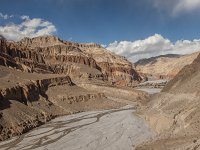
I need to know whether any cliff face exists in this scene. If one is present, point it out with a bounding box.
[135,53,199,80]
[0,39,49,73]
[11,35,141,86]
[79,44,141,85]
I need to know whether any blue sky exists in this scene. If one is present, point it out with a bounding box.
[1,0,200,44]
[1,0,200,61]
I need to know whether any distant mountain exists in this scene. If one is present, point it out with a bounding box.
[135,54,181,66]
[134,52,199,79]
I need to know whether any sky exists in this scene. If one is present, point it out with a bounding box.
[1,0,200,62]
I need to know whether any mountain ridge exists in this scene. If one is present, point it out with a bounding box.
[0,35,141,86]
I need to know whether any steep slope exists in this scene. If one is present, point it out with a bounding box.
[0,36,141,86]
[136,53,200,149]
[162,53,200,93]
[135,52,199,79]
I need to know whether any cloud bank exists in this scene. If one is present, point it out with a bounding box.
[0,13,57,41]
[107,34,200,62]
[0,13,13,19]
[150,0,200,16]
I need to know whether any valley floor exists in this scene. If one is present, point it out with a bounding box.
[0,105,154,150]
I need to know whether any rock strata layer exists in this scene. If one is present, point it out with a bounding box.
[0,36,141,86]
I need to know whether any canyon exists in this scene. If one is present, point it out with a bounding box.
[0,35,149,148]
[1,35,200,150]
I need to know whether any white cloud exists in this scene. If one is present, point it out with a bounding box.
[0,15,57,41]
[150,0,200,16]
[174,0,200,14]
[20,15,30,20]
[107,34,200,62]
[0,13,13,19]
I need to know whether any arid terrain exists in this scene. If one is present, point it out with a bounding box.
[1,34,200,150]
[135,53,200,150]
[135,52,199,80]
[1,0,200,149]
[0,35,152,150]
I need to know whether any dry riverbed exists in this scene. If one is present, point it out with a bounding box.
[135,79,168,94]
[0,105,154,150]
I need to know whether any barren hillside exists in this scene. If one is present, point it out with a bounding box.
[135,52,199,79]
[136,53,200,149]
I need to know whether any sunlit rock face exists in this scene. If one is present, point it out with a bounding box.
[0,35,141,86]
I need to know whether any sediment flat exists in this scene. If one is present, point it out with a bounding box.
[0,105,154,150]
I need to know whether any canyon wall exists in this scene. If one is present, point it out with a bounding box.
[17,36,141,86]
[0,36,141,86]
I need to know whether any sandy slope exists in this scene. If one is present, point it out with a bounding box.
[136,53,200,150]
[0,106,154,150]
[135,52,199,79]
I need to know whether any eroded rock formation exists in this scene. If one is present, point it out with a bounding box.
[0,35,140,86]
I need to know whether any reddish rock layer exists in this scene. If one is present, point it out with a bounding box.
[0,36,141,86]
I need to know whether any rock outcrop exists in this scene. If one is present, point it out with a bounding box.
[135,53,199,80]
